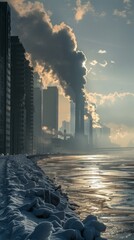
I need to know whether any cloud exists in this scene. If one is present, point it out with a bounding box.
[85,91,134,146]
[113,1,132,25]
[98,49,107,54]
[8,0,49,18]
[75,0,94,21]
[113,9,127,18]
[83,89,101,127]
[126,19,131,24]
[99,60,108,68]
[99,11,106,17]
[90,92,134,127]
[123,0,130,3]
[109,124,128,146]
[108,123,134,147]
[8,0,87,102]
[84,90,134,146]
[123,0,131,5]
[34,61,58,87]
[90,60,98,66]
[84,91,134,106]
[86,103,100,127]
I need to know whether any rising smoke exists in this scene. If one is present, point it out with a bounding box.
[9,0,87,102]
[6,0,102,129]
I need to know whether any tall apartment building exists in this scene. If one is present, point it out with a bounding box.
[11,36,34,154]
[43,87,58,132]
[25,60,34,153]
[0,2,11,154]
[33,87,42,153]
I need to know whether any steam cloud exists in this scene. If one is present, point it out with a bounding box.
[8,0,87,102]
[85,91,134,106]
[7,0,100,127]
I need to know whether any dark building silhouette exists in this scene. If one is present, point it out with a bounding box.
[43,87,58,132]
[11,36,34,154]
[11,36,25,154]
[33,87,42,153]
[25,60,34,153]
[70,101,75,136]
[0,2,11,154]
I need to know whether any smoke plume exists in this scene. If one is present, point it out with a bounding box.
[8,0,87,102]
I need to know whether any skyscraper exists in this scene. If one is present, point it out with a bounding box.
[0,2,11,154]
[43,87,58,132]
[25,60,34,153]
[11,36,34,154]
[10,36,25,154]
[33,87,42,153]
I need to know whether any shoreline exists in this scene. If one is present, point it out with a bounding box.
[0,154,107,239]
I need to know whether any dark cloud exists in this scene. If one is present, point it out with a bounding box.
[10,2,86,101]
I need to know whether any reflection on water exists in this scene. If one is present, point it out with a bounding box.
[38,149,134,240]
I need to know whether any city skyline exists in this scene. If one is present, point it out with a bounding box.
[1,0,134,147]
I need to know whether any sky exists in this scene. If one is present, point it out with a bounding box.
[4,0,134,147]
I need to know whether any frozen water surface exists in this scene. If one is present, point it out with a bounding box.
[0,155,106,240]
[38,148,134,240]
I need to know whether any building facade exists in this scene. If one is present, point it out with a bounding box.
[0,2,11,154]
[25,60,34,153]
[43,86,58,132]
[11,36,34,154]
[33,87,42,153]
[70,101,75,136]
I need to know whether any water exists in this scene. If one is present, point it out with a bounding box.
[38,148,134,239]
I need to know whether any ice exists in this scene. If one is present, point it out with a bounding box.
[64,217,84,231]
[0,154,107,239]
[28,222,53,240]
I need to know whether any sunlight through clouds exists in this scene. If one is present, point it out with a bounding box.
[85,92,134,106]
[6,0,134,147]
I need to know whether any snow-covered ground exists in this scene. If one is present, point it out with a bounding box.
[0,155,107,240]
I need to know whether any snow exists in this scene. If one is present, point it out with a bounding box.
[0,154,107,240]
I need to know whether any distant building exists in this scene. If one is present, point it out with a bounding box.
[33,87,42,153]
[70,101,75,136]
[84,114,93,147]
[43,87,58,133]
[60,120,70,134]
[0,2,11,154]
[11,36,34,154]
